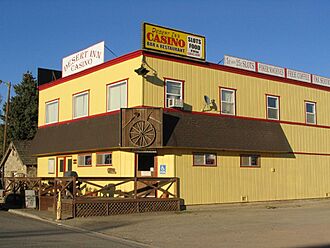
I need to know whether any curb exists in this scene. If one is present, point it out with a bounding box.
[8,209,51,222]
[8,209,153,248]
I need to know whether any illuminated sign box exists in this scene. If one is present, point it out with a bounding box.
[143,23,206,61]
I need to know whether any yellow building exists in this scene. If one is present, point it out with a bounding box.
[32,47,330,205]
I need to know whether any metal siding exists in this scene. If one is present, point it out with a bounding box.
[38,56,143,126]
[144,57,330,126]
[175,151,330,205]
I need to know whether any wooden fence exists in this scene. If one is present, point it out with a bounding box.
[3,176,181,218]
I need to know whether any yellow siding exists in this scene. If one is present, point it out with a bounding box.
[175,150,330,205]
[37,151,135,178]
[144,56,330,126]
[38,56,143,126]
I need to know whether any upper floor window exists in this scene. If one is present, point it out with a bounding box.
[220,88,236,115]
[305,101,316,124]
[73,91,89,119]
[266,95,279,120]
[107,80,127,111]
[165,79,183,108]
[45,99,59,124]
[240,155,260,167]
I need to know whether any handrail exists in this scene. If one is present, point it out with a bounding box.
[3,176,180,200]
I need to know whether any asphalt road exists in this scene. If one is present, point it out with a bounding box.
[0,211,148,248]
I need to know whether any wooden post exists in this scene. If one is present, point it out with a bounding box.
[72,177,76,218]
[38,179,41,211]
[134,177,137,199]
[56,191,62,220]
[175,177,180,198]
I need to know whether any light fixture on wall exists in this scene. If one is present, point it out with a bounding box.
[134,64,150,76]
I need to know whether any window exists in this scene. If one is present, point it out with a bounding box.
[78,154,92,166]
[266,95,279,120]
[240,155,260,167]
[96,153,112,166]
[48,158,55,174]
[193,153,217,166]
[220,88,236,115]
[45,100,59,124]
[305,101,316,124]
[107,80,127,111]
[165,79,183,107]
[73,91,89,118]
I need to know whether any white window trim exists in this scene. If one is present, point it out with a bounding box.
[45,99,59,124]
[240,155,260,167]
[107,80,128,112]
[73,91,89,119]
[193,153,217,166]
[78,154,92,166]
[305,101,316,124]
[96,152,112,166]
[48,158,55,174]
[220,88,236,115]
[165,79,183,108]
[266,95,279,120]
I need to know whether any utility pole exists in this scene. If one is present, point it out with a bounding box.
[0,80,11,188]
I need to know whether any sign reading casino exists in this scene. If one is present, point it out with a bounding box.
[143,23,206,61]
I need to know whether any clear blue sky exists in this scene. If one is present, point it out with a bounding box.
[0,0,329,100]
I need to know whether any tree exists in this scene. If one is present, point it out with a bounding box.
[2,72,38,144]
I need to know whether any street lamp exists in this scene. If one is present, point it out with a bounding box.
[0,80,11,188]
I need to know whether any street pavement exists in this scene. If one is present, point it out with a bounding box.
[3,199,330,248]
[0,210,148,248]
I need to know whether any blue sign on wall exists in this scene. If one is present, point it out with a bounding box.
[160,164,166,175]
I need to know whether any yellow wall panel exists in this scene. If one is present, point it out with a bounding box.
[38,56,143,126]
[144,57,330,126]
[37,151,135,178]
[174,150,330,205]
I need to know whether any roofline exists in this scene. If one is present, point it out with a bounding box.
[38,49,330,93]
[143,51,330,92]
[38,50,143,91]
[0,141,14,168]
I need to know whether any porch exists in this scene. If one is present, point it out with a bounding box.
[2,176,182,219]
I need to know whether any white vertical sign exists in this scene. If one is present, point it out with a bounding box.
[62,41,105,77]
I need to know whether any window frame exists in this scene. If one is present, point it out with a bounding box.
[45,99,59,124]
[106,79,128,112]
[266,94,280,120]
[240,154,260,168]
[220,87,237,116]
[72,90,90,119]
[193,153,217,167]
[305,101,317,125]
[48,158,55,174]
[77,153,92,167]
[96,152,112,166]
[164,78,184,108]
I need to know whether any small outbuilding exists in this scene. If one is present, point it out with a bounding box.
[0,141,37,177]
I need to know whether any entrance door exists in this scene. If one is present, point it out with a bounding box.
[135,153,157,197]
[57,157,72,177]
[136,153,156,177]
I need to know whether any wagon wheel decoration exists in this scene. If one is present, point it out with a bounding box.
[129,120,156,147]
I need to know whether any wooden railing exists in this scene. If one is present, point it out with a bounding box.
[3,176,180,200]
[3,176,181,217]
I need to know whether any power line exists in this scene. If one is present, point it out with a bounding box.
[105,45,118,58]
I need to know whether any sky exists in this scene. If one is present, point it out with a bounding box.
[0,0,330,100]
